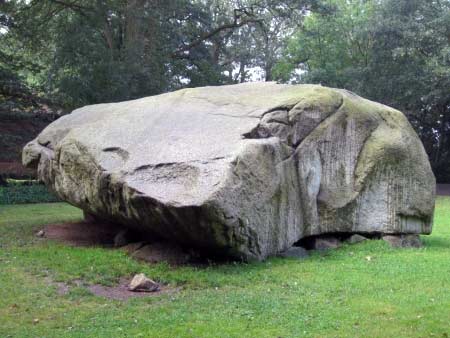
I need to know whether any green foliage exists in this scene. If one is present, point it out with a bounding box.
[1,0,449,181]
[1,0,322,109]
[0,181,60,205]
[274,0,376,87]
[275,0,450,182]
[0,199,450,336]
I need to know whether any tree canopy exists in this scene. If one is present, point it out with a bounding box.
[1,0,449,181]
[274,0,450,182]
[1,0,323,107]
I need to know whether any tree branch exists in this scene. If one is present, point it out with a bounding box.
[47,0,93,12]
[45,0,94,18]
[171,11,262,59]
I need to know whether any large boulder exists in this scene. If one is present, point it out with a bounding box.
[23,83,435,260]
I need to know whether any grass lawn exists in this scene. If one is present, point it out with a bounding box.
[0,199,449,338]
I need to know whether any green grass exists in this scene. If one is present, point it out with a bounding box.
[0,199,449,337]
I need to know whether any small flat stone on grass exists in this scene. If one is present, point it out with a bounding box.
[128,273,159,292]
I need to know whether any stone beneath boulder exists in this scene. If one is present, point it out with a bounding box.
[131,242,190,265]
[23,83,435,261]
[113,230,130,247]
[346,234,368,245]
[383,234,422,248]
[128,273,159,292]
[278,246,309,259]
[311,237,342,250]
[122,242,146,255]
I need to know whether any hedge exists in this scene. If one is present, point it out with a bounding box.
[0,183,61,204]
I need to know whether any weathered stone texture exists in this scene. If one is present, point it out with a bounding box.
[23,83,435,260]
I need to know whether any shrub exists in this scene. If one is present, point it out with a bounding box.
[0,181,60,204]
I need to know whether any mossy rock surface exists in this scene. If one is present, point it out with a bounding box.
[23,83,435,260]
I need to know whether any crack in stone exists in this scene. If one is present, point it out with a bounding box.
[102,146,130,161]
[244,94,346,162]
[131,156,229,174]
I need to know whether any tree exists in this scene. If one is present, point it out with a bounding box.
[1,0,322,107]
[170,0,328,85]
[274,0,450,182]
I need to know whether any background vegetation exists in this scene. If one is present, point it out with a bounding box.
[0,179,60,204]
[1,0,449,181]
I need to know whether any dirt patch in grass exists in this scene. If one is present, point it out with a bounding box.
[44,277,71,296]
[46,276,180,301]
[87,278,181,301]
[42,221,125,247]
[41,221,195,265]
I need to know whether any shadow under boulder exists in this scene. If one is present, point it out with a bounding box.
[41,221,193,265]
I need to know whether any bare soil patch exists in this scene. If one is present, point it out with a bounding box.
[41,222,195,265]
[44,277,71,296]
[43,221,125,247]
[87,278,180,301]
[46,276,179,301]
